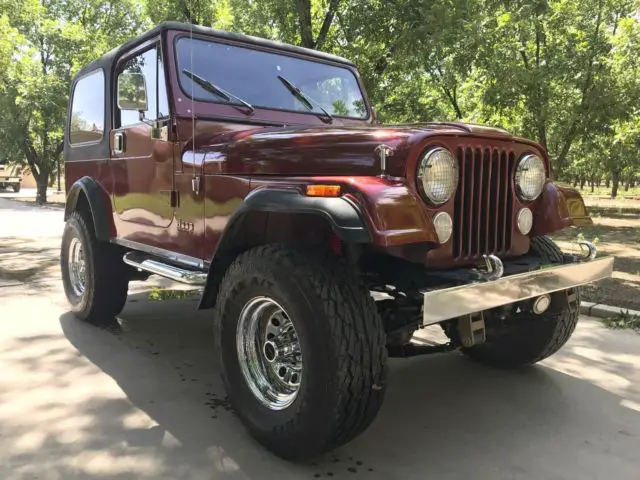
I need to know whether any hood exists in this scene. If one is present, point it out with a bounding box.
[190,122,517,176]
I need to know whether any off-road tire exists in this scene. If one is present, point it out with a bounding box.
[213,245,388,461]
[60,212,129,323]
[461,236,580,368]
[12,183,20,193]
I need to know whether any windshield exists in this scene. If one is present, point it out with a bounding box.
[175,37,368,119]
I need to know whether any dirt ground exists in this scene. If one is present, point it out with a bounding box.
[553,195,640,311]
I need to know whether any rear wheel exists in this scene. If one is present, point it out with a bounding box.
[60,212,129,323]
[213,245,388,461]
[460,236,580,368]
[12,183,20,193]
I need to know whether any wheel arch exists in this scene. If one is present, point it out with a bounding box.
[64,176,115,241]
[198,187,372,310]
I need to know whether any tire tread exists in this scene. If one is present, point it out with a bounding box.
[213,245,387,458]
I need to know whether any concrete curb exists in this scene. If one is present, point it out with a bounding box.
[580,301,640,319]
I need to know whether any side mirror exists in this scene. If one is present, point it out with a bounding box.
[117,72,148,111]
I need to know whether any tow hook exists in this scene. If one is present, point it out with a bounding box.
[474,254,504,282]
[578,241,597,260]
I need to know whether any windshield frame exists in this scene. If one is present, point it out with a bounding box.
[171,33,371,122]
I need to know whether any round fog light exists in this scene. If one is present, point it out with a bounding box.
[433,212,453,244]
[517,208,533,235]
[533,294,551,314]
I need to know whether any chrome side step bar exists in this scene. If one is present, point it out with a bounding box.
[123,251,207,286]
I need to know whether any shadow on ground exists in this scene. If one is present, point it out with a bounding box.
[0,236,60,287]
[29,294,640,478]
[1,291,639,479]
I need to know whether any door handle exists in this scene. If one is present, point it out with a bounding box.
[113,132,125,155]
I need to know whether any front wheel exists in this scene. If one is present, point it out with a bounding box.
[213,245,388,461]
[460,236,580,368]
[12,183,20,193]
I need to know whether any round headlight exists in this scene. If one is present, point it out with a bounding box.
[515,154,546,201]
[417,147,459,205]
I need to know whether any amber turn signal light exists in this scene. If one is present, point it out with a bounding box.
[305,185,341,197]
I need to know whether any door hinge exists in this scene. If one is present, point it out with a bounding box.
[191,176,201,195]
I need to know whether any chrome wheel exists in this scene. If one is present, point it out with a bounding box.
[236,296,303,410]
[68,237,86,297]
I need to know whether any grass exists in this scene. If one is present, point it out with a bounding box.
[576,185,640,199]
[551,195,640,311]
[602,310,640,333]
[148,287,201,301]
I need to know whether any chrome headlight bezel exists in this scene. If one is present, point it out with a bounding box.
[515,154,546,202]
[417,147,459,205]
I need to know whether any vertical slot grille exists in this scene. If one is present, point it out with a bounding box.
[453,146,515,259]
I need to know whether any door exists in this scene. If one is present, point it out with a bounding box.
[111,43,174,240]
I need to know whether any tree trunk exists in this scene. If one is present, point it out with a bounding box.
[611,171,620,199]
[580,177,586,189]
[36,181,48,204]
[606,179,610,188]
[590,180,595,193]
[30,166,50,205]
[294,0,314,49]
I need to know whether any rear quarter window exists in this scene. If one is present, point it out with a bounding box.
[69,69,105,145]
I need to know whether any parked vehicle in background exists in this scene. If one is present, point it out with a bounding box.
[0,159,22,192]
[60,22,614,461]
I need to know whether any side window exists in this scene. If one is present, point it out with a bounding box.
[116,46,168,128]
[69,70,105,144]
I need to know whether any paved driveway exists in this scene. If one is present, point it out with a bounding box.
[1,197,639,479]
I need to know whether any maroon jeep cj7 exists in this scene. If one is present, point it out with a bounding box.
[61,22,613,460]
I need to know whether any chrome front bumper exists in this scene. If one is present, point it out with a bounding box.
[422,256,614,325]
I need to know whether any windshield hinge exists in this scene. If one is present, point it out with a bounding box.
[191,175,201,195]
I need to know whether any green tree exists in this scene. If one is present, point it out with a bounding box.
[0,0,147,203]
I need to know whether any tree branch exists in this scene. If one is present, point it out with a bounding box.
[520,50,529,69]
[555,0,605,169]
[315,0,341,50]
[435,65,463,119]
[179,0,195,24]
[535,21,541,68]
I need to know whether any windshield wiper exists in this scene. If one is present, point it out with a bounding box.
[182,69,254,115]
[277,75,333,123]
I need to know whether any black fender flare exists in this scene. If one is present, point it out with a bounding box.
[64,176,114,241]
[198,187,371,309]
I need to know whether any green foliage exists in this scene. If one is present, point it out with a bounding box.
[0,0,148,203]
[148,287,201,301]
[0,0,638,203]
[602,310,640,332]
